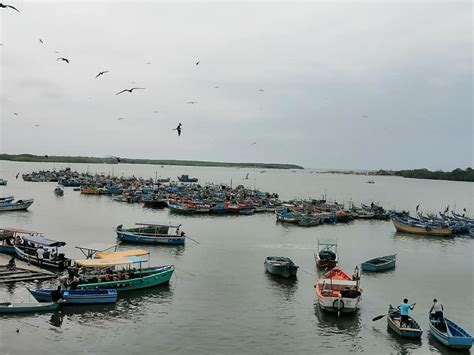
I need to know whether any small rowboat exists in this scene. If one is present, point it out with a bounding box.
[387,307,423,338]
[429,315,473,349]
[314,239,338,269]
[361,254,396,272]
[264,257,298,278]
[28,289,118,304]
[0,301,59,313]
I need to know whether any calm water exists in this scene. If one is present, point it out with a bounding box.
[0,161,472,355]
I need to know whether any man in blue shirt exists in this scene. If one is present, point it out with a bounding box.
[398,298,416,327]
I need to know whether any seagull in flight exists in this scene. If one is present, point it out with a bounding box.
[195,61,200,66]
[115,87,145,95]
[95,71,109,78]
[187,101,197,104]
[250,141,256,145]
[34,124,40,127]
[57,57,70,63]
[117,117,125,120]
[362,115,369,119]
[107,156,121,163]
[214,86,220,89]
[0,3,20,12]
[258,89,264,92]
[13,112,18,116]
[39,38,44,44]
[244,173,249,180]
[172,123,182,136]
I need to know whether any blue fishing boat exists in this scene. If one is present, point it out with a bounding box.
[0,301,59,313]
[429,315,473,349]
[167,200,196,214]
[28,288,118,304]
[387,307,423,338]
[264,256,298,278]
[361,254,396,272]
[210,203,228,214]
[116,223,186,245]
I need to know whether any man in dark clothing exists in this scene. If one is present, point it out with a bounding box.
[51,286,64,303]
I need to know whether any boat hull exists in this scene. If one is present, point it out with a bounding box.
[77,266,174,292]
[387,312,423,338]
[264,258,298,278]
[0,302,59,313]
[116,231,185,245]
[392,218,452,236]
[0,200,34,212]
[14,246,71,269]
[29,289,117,304]
[361,255,396,272]
[429,317,473,349]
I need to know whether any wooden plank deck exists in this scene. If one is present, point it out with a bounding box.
[0,254,57,283]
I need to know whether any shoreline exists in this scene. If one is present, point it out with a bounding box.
[0,154,304,170]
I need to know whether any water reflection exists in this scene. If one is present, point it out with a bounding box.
[386,326,422,353]
[264,272,298,301]
[393,232,456,246]
[49,311,64,328]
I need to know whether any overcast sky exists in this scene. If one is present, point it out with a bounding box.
[0,1,472,170]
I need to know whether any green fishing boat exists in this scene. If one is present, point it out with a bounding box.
[73,249,174,292]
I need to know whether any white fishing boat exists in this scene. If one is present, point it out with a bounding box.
[0,198,34,212]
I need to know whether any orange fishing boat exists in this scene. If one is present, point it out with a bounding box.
[314,266,362,315]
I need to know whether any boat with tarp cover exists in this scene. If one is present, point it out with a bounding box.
[116,223,186,245]
[14,235,72,269]
[74,249,174,292]
[315,238,338,269]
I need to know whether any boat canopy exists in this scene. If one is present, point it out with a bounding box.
[95,249,150,259]
[135,223,182,228]
[22,235,65,247]
[74,255,147,267]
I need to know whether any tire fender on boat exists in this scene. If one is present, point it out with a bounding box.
[333,299,344,310]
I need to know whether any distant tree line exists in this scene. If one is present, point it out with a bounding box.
[0,154,304,170]
[376,168,474,182]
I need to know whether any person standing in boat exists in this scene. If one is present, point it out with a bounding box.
[51,286,64,303]
[66,271,80,290]
[398,299,416,327]
[36,247,45,265]
[429,299,444,322]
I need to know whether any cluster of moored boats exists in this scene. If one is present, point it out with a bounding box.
[0,226,176,312]
[263,238,472,349]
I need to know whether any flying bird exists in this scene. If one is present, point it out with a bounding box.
[244,173,249,180]
[195,61,200,66]
[16,172,19,179]
[117,117,125,120]
[13,112,18,116]
[54,51,59,53]
[172,123,182,136]
[250,142,256,145]
[0,3,20,12]
[57,57,70,63]
[107,156,121,163]
[34,124,40,127]
[146,62,151,65]
[214,86,220,89]
[115,87,145,95]
[95,70,109,78]
[258,89,264,92]
[39,38,43,44]
[187,101,197,104]
[362,115,369,119]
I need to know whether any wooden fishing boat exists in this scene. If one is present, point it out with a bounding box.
[0,179,7,186]
[0,196,14,203]
[361,254,396,272]
[143,198,168,209]
[298,215,321,227]
[14,235,72,269]
[0,198,34,212]
[0,228,43,255]
[264,257,298,278]
[80,186,101,195]
[74,250,174,292]
[116,223,186,245]
[387,307,423,338]
[167,200,196,214]
[314,239,338,269]
[0,301,59,313]
[392,217,452,236]
[210,203,228,214]
[429,315,473,349]
[28,288,118,304]
[177,175,198,183]
[54,186,64,196]
[275,210,301,223]
[314,266,362,314]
